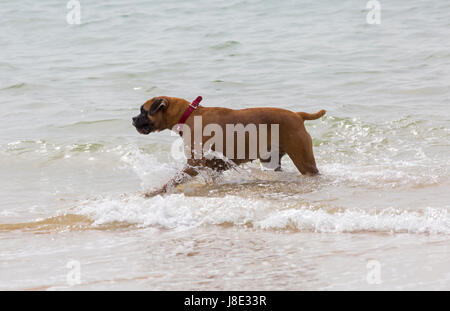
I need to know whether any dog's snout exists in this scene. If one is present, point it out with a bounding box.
[132,115,147,127]
[132,112,154,135]
[132,116,138,126]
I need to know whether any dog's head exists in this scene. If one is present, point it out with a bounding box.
[132,96,188,135]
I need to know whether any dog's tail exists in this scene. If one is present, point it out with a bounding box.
[297,110,326,121]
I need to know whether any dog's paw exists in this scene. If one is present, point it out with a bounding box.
[143,187,166,198]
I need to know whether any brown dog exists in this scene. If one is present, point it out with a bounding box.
[132,96,325,195]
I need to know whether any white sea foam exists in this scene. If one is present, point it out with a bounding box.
[74,193,450,234]
[120,144,184,189]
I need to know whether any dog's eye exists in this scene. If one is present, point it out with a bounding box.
[140,106,146,115]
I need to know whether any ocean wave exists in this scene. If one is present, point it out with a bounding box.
[0,82,26,90]
[75,194,450,234]
[3,194,448,234]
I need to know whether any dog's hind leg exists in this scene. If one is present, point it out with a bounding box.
[284,131,319,176]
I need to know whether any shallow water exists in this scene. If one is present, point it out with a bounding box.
[0,0,449,290]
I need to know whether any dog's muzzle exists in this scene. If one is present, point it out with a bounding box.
[132,115,154,135]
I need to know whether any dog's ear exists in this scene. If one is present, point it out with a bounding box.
[149,98,168,115]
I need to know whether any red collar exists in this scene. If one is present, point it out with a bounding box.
[177,96,202,124]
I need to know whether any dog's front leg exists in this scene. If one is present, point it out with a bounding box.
[144,160,200,197]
